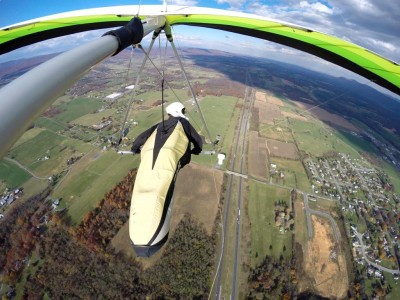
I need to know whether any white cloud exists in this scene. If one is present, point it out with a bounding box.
[299,1,333,14]
[216,0,246,9]
[168,0,198,6]
[241,1,400,64]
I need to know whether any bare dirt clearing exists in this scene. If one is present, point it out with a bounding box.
[266,139,299,160]
[300,215,349,299]
[111,163,223,266]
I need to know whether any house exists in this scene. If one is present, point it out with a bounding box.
[52,199,60,210]
[106,92,122,100]
[374,270,382,278]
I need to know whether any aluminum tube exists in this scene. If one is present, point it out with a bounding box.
[0,17,165,159]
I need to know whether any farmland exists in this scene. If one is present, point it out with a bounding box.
[1,48,400,300]
[248,182,292,267]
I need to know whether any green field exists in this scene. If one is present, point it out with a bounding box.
[71,108,116,126]
[380,161,400,193]
[9,129,95,178]
[0,181,7,194]
[364,274,400,300]
[54,97,103,123]
[293,193,308,249]
[335,130,381,156]
[259,123,294,142]
[35,117,67,132]
[9,130,65,166]
[10,127,45,149]
[290,119,362,157]
[270,157,312,192]
[0,159,31,187]
[248,182,292,267]
[21,177,50,200]
[186,95,238,140]
[191,95,239,166]
[52,150,140,224]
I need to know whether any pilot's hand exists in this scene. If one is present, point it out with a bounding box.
[131,148,140,154]
[191,148,202,155]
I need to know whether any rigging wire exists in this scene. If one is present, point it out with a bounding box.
[159,34,166,132]
[136,0,142,17]
[171,26,205,136]
[114,45,136,150]
[137,44,204,133]
[170,26,215,148]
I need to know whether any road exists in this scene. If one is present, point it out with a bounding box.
[304,193,314,239]
[232,86,255,299]
[214,84,251,300]
[304,193,341,242]
[354,230,400,275]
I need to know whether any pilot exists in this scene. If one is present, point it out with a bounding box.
[131,101,202,165]
[129,102,202,257]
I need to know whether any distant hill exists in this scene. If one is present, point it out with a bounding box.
[0,53,60,86]
[1,47,399,147]
[182,48,400,148]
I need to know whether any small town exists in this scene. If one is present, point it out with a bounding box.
[304,152,399,280]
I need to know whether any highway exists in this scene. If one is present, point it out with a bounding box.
[232,86,255,299]
[214,84,253,300]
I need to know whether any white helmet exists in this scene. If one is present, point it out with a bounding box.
[166,102,188,120]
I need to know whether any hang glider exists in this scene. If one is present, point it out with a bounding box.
[1,5,399,96]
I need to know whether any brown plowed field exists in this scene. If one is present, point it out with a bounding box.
[256,91,284,107]
[248,131,268,179]
[301,215,349,299]
[255,91,267,102]
[256,102,282,124]
[266,139,299,159]
[265,92,284,106]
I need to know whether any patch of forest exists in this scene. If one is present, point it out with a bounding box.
[0,187,53,284]
[193,78,246,98]
[247,254,297,299]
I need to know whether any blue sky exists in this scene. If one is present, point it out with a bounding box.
[0,0,230,26]
[1,0,399,96]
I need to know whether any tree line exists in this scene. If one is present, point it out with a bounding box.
[71,169,136,252]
